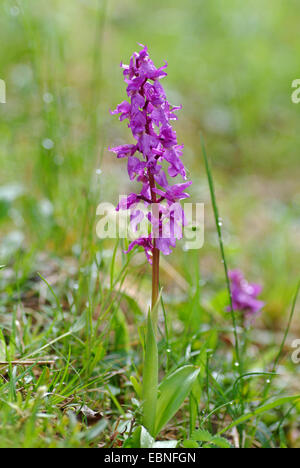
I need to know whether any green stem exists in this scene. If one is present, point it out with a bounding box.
[151,246,160,317]
[263,280,300,399]
[201,136,241,371]
[149,171,160,331]
[141,170,160,436]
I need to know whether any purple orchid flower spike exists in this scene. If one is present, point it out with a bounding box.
[228,269,265,322]
[109,46,197,436]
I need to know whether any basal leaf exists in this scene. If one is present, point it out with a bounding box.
[191,429,213,442]
[154,365,200,437]
[142,312,158,436]
[140,426,155,448]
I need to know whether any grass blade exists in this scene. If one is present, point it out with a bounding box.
[273,280,300,371]
[218,395,300,435]
[201,135,240,368]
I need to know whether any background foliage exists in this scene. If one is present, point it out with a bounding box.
[0,0,299,448]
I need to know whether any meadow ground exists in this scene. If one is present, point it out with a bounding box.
[0,0,299,448]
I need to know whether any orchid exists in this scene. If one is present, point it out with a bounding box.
[109,46,199,439]
[228,269,265,319]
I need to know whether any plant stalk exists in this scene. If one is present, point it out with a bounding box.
[149,171,160,329]
[152,243,160,309]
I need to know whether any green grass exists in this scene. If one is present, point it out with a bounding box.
[0,0,300,448]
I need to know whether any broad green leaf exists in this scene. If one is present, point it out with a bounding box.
[211,437,232,448]
[123,426,142,448]
[182,440,199,448]
[140,426,155,448]
[123,426,177,449]
[191,429,213,442]
[154,365,200,437]
[218,395,300,435]
[142,312,158,436]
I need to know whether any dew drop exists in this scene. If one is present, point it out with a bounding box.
[42,138,54,150]
[10,6,20,16]
[43,92,54,104]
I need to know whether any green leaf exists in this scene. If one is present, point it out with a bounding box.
[211,437,232,448]
[123,426,177,449]
[279,427,288,448]
[142,312,158,436]
[192,430,231,448]
[182,440,199,448]
[189,393,198,436]
[130,376,142,399]
[0,329,7,361]
[84,419,108,442]
[154,365,200,437]
[140,426,155,448]
[191,429,213,442]
[113,309,130,352]
[123,426,142,448]
[122,292,144,317]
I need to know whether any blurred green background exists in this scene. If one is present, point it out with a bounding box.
[0,0,299,327]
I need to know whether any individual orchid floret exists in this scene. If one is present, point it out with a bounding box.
[125,236,154,264]
[110,101,131,121]
[109,144,137,159]
[153,181,192,203]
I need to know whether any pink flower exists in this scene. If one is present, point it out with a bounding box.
[125,236,154,264]
[228,269,265,319]
[109,45,192,261]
